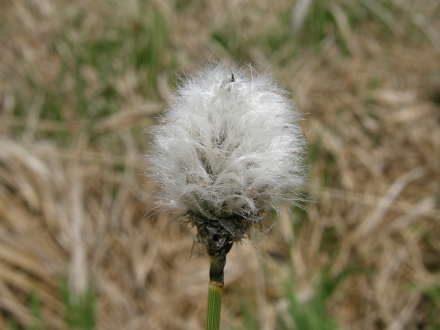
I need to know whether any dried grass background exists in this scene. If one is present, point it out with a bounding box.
[1,0,440,329]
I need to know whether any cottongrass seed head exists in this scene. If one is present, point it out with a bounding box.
[147,62,306,225]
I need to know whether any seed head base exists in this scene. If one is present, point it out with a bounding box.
[189,213,251,258]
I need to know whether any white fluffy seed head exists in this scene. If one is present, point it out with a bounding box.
[147,63,306,221]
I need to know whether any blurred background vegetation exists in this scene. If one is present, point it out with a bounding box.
[0,0,439,329]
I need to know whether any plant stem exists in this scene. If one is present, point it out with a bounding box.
[206,255,226,330]
[206,281,222,330]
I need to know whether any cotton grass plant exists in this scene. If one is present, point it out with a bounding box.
[147,62,306,329]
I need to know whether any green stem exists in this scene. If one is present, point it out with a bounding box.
[206,255,226,330]
[206,281,222,330]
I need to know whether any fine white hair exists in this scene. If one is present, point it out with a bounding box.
[147,63,306,221]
